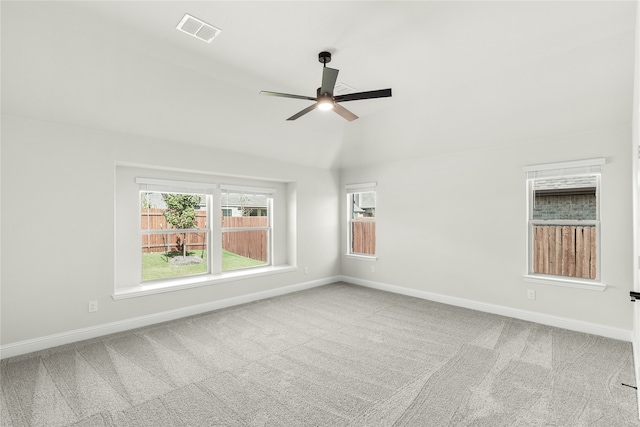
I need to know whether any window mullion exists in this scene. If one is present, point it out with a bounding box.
[268,197,273,265]
[211,189,222,274]
[530,220,599,226]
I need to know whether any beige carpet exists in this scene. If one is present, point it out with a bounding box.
[1,282,639,426]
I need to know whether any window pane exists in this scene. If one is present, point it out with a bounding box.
[140,191,208,282]
[532,225,596,279]
[532,175,597,220]
[351,191,376,219]
[141,192,207,229]
[220,192,270,271]
[141,232,208,281]
[351,220,376,255]
[222,230,268,271]
[349,190,376,256]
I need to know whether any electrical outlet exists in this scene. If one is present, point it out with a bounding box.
[304,266,308,275]
[371,266,376,273]
[88,300,98,313]
[527,290,536,300]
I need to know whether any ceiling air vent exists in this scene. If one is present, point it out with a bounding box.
[333,82,355,95]
[176,14,221,43]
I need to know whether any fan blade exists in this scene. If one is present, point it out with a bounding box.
[286,104,318,121]
[260,91,316,101]
[333,103,358,122]
[320,67,339,96]
[334,88,392,102]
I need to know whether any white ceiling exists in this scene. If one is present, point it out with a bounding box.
[1,1,636,169]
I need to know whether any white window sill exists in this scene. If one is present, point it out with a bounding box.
[345,254,378,261]
[523,274,606,291]
[113,265,298,300]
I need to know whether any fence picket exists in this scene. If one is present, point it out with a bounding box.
[542,226,550,274]
[554,227,562,276]
[548,227,556,274]
[534,227,541,273]
[590,227,597,278]
[569,226,577,277]
[582,227,591,278]
[575,227,584,277]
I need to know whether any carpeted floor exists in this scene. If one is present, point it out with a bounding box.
[1,282,639,426]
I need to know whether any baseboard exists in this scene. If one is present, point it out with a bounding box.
[339,275,633,342]
[0,276,338,360]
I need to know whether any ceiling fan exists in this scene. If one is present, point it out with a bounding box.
[260,51,392,122]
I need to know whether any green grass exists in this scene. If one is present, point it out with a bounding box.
[222,250,267,271]
[142,250,266,282]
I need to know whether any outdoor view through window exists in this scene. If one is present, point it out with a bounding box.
[140,190,269,282]
[529,174,599,280]
[221,190,269,272]
[349,191,376,256]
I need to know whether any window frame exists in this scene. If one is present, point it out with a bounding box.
[115,168,294,299]
[346,182,377,260]
[523,158,606,291]
[220,185,273,272]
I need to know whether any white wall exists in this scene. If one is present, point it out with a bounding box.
[0,111,634,350]
[0,114,340,346]
[342,125,633,331]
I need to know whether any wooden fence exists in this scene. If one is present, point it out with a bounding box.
[352,221,376,255]
[221,216,268,262]
[533,225,596,279]
[141,209,267,261]
[143,209,375,260]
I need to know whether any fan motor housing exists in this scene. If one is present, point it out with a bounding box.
[318,51,331,64]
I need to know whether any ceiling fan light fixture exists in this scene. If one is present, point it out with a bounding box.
[317,96,334,111]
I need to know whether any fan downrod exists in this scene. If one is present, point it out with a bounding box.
[318,51,331,65]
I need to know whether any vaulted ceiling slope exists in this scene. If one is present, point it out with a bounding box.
[1,1,636,169]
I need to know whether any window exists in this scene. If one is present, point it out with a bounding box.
[346,182,376,257]
[115,166,293,298]
[524,158,603,286]
[138,181,274,279]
